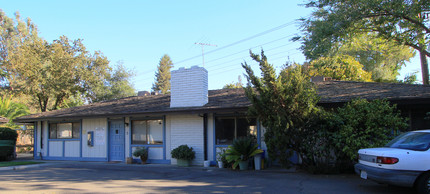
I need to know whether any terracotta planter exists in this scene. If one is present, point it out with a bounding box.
[126,157,133,164]
[177,159,191,167]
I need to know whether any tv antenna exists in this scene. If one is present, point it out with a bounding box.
[195,42,217,67]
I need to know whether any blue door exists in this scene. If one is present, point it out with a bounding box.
[109,120,125,161]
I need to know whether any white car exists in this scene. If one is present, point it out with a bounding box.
[355,130,430,194]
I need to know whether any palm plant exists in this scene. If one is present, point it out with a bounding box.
[0,95,30,128]
[226,137,263,169]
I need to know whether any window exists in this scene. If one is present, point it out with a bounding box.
[215,117,257,145]
[132,119,163,145]
[49,122,81,139]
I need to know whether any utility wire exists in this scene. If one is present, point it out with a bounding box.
[173,20,297,65]
[193,34,296,67]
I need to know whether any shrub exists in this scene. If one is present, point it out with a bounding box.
[0,127,17,161]
[0,127,18,142]
[300,99,408,173]
[171,145,195,160]
[333,99,408,161]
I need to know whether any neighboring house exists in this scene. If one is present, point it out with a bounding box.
[14,66,430,165]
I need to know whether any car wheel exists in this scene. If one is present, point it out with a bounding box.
[416,172,430,194]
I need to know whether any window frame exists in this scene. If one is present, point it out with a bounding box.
[48,121,81,140]
[215,116,257,145]
[131,119,164,145]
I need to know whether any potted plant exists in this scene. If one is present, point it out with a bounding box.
[133,147,148,164]
[216,149,227,168]
[171,144,195,167]
[226,137,263,170]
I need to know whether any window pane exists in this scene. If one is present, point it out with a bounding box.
[132,120,147,144]
[57,123,72,138]
[215,118,235,145]
[148,120,163,144]
[49,123,57,139]
[72,123,80,139]
[237,118,257,142]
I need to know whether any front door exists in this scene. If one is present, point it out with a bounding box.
[109,120,125,161]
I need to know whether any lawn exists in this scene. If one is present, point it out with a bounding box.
[0,161,43,167]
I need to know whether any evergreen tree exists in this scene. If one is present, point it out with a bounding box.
[242,50,320,167]
[152,54,173,94]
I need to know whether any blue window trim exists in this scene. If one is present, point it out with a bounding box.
[163,115,166,160]
[47,121,49,157]
[33,122,37,158]
[131,144,163,147]
[107,119,110,161]
[129,116,166,160]
[40,156,108,162]
[47,121,82,140]
[48,139,80,141]
[132,159,171,164]
[212,114,216,163]
[80,119,83,158]
[212,114,261,164]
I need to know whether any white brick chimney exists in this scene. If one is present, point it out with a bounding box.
[170,66,208,108]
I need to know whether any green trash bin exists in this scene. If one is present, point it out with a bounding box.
[0,140,15,160]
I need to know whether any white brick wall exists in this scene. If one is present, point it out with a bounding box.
[170,66,208,107]
[170,114,204,165]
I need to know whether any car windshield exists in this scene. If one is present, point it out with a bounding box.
[385,131,430,151]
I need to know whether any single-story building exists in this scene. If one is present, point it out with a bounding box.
[14,66,430,165]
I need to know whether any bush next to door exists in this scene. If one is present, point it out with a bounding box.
[171,145,195,167]
[0,127,18,161]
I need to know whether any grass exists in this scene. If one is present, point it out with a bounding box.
[0,161,44,167]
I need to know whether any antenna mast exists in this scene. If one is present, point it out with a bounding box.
[195,42,217,67]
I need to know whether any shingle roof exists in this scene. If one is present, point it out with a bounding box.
[15,89,250,122]
[316,81,430,103]
[15,81,430,122]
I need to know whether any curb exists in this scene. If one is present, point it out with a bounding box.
[0,162,54,171]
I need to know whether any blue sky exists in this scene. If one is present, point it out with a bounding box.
[0,0,422,91]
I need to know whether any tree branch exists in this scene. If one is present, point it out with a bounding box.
[377,8,430,34]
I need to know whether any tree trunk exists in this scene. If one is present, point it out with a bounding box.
[420,49,429,85]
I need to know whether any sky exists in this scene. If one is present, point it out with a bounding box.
[0,0,423,92]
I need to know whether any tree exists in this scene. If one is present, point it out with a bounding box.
[1,11,135,111]
[223,75,243,89]
[301,0,430,84]
[242,50,320,167]
[306,33,415,82]
[87,62,135,103]
[7,36,96,112]
[337,34,415,82]
[152,54,173,94]
[308,55,372,81]
[0,10,39,82]
[0,95,29,128]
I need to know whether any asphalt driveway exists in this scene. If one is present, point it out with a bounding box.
[0,161,415,193]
